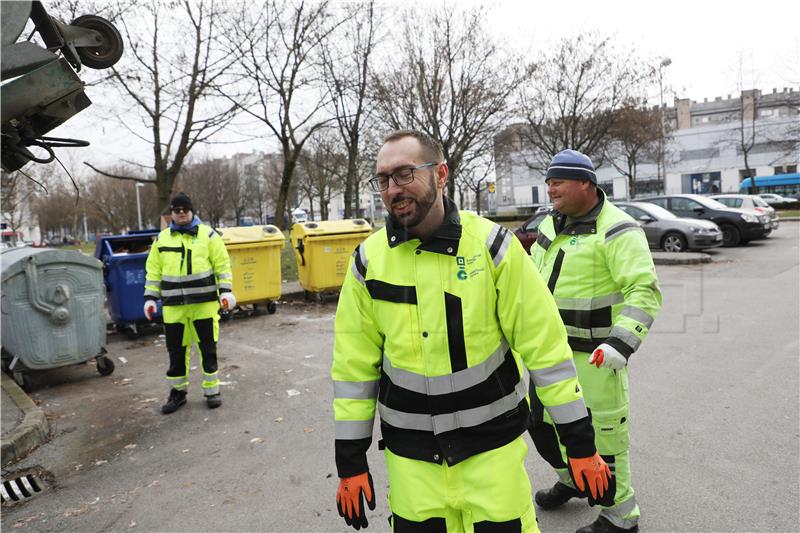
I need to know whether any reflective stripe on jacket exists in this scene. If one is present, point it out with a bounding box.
[531,190,662,358]
[144,224,232,307]
[332,197,595,477]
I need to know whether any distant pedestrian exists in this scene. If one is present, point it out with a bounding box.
[528,150,662,533]
[143,192,235,414]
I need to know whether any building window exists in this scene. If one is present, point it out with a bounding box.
[774,165,798,174]
[739,168,756,181]
[682,172,721,194]
[633,179,661,197]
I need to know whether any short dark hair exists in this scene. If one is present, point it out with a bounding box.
[382,130,444,163]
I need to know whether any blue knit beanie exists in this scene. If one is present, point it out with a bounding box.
[545,149,597,184]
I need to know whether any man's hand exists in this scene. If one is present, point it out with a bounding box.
[336,472,376,530]
[219,292,236,311]
[143,300,157,321]
[588,343,627,370]
[568,452,611,501]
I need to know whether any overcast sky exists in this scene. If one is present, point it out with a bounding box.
[483,0,800,102]
[48,0,800,176]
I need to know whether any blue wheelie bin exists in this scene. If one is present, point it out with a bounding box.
[95,231,161,337]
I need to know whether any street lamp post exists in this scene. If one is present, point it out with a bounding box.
[657,57,671,194]
[135,182,145,230]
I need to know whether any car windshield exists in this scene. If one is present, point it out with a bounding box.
[694,196,729,209]
[637,203,677,219]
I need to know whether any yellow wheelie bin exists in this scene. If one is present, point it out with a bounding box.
[218,225,285,314]
[290,219,372,294]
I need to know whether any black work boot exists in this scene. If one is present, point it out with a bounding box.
[535,481,584,509]
[576,516,638,533]
[206,394,222,409]
[161,389,187,414]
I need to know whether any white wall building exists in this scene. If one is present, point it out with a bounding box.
[493,87,800,212]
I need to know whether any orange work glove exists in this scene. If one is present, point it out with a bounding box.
[568,452,612,500]
[336,472,376,530]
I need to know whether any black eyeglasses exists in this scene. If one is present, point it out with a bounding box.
[369,162,438,192]
[171,207,189,214]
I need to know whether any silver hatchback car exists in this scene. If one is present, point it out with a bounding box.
[616,201,723,252]
[710,194,779,232]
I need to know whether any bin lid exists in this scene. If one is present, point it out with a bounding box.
[218,225,285,245]
[95,231,160,260]
[2,247,101,282]
[290,219,372,239]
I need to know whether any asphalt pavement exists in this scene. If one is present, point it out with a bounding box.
[1,226,798,532]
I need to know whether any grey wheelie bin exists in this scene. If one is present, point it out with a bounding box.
[1,247,113,390]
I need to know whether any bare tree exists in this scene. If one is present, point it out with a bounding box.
[738,89,759,193]
[84,0,239,220]
[1,171,41,238]
[372,6,523,199]
[225,0,339,229]
[177,157,232,228]
[604,103,669,199]
[517,34,651,170]
[297,129,347,220]
[458,153,494,215]
[322,0,379,218]
[83,171,156,233]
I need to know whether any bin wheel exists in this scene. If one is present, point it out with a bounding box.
[267,301,277,314]
[13,371,31,392]
[124,327,140,340]
[1,357,11,375]
[70,15,124,69]
[96,356,115,376]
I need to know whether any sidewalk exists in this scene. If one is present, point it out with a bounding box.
[1,373,49,467]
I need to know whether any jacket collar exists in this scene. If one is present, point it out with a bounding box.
[551,188,606,236]
[385,196,462,256]
[170,215,200,236]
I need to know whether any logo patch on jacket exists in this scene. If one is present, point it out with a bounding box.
[456,256,467,280]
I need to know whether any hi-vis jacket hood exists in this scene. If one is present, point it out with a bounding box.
[332,197,596,477]
[144,222,232,307]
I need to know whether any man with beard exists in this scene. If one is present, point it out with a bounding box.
[331,130,610,532]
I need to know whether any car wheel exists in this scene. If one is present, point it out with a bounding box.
[661,232,687,253]
[720,224,741,247]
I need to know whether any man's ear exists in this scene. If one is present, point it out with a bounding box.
[436,162,449,189]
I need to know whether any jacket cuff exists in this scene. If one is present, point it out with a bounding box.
[604,337,633,359]
[144,295,158,302]
[218,288,232,294]
[555,415,597,459]
[335,438,371,478]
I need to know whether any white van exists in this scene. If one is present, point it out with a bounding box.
[291,208,308,224]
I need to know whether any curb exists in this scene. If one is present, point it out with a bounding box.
[652,252,712,265]
[1,373,49,467]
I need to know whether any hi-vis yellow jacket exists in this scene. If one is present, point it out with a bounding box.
[332,197,596,477]
[144,222,232,307]
[531,190,661,357]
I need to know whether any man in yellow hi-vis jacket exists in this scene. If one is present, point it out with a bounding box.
[332,131,611,532]
[528,150,662,533]
[144,192,235,414]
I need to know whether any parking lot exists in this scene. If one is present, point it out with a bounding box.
[1,223,798,532]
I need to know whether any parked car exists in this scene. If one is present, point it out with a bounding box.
[513,211,549,253]
[758,193,796,207]
[638,194,770,247]
[616,202,722,252]
[710,194,779,232]
[291,208,308,224]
